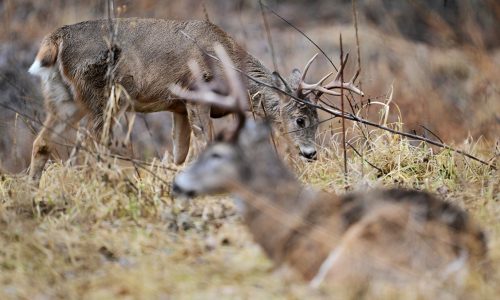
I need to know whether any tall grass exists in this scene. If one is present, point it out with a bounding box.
[0,112,498,299]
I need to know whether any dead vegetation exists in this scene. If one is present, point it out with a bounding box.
[0,0,499,299]
[0,122,498,299]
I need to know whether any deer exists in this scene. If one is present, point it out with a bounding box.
[171,44,488,290]
[27,18,364,184]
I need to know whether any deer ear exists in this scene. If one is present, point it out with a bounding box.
[238,120,272,147]
[288,69,302,91]
[272,71,291,93]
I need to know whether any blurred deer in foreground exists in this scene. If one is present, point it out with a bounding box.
[27,18,363,183]
[172,45,488,289]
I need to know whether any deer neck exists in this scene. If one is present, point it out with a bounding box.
[237,182,344,279]
[231,144,329,272]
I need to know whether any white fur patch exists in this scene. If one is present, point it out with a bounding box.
[441,250,468,280]
[233,196,247,215]
[173,172,195,192]
[28,60,41,75]
[28,59,52,82]
[299,145,316,156]
[310,246,342,288]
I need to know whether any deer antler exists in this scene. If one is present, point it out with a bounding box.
[298,53,364,97]
[169,43,248,140]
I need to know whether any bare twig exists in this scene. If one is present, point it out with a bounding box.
[179,30,495,170]
[340,35,348,183]
[259,0,279,73]
[259,1,338,71]
[352,0,362,86]
[351,0,364,174]
[420,125,444,144]
[346,141,383,174]
[260,100,279,155]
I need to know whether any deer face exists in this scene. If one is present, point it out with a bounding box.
[273,53,365,161]
[281,97,319,161]
[172,121,273,198]
[172,142,247,197]
[273,69,320,161]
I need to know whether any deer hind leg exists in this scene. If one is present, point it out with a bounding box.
[29,73,85,184]
[185,103,213,160]
[172,112,191,164]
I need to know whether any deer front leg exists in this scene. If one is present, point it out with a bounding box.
[172,112,191,164]
[29,114,55,183]
[185,102,213,159]
[29,103,84,184]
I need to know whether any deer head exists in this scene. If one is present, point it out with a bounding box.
[266,52,363,160]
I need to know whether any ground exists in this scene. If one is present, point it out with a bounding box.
[0,125,498,299]
[0,1,499,299]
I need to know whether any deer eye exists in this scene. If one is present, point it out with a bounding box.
[210,152,222,159]
[296,118,306,128]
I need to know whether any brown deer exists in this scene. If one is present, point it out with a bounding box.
[171,45,488,290]
[27,18,363,183]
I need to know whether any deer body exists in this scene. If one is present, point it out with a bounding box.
[169,48,486,287]
[28,18,321,183]
[173,121,487,287]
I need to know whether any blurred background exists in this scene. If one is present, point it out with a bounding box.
[1,0,499,173]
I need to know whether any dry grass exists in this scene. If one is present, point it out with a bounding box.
[0,1,499,298]
[1,0,499,172]
[0,118,498,299]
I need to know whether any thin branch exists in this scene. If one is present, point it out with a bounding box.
[340,35,348,182]
[259,1,338,71]
[259,0,279,73]
[419,125,444,144]
[346,141,383,174]
[286,116,336,135]
[178,31,496,170]
[352,0,362,85]
[260,101,279,154]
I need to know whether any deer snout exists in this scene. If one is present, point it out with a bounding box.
[299,146,317,161]
[172,178,197,198]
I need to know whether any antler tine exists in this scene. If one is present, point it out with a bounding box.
[214,43,248,112]
[323,52,364,96]
[169,43,249,141]
[298,53,339,96]
[300,53,319,82]
[213,43,248,140]
[298,52,363,97]
[188,59,205,90]
[298,73,335,96]
[169,60,236,111]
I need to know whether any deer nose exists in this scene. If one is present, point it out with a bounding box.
[172,181,197,198]
[300,149,317,160]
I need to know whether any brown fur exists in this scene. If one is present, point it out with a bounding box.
[173,121,488,287]
[28,18,320,183]
[169,47,488,288]
[36,37,59,67]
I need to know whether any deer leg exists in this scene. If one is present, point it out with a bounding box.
[29,114,55,183]
[186,103,213,160]
[172,112,191,164]
[29,102,84,184]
